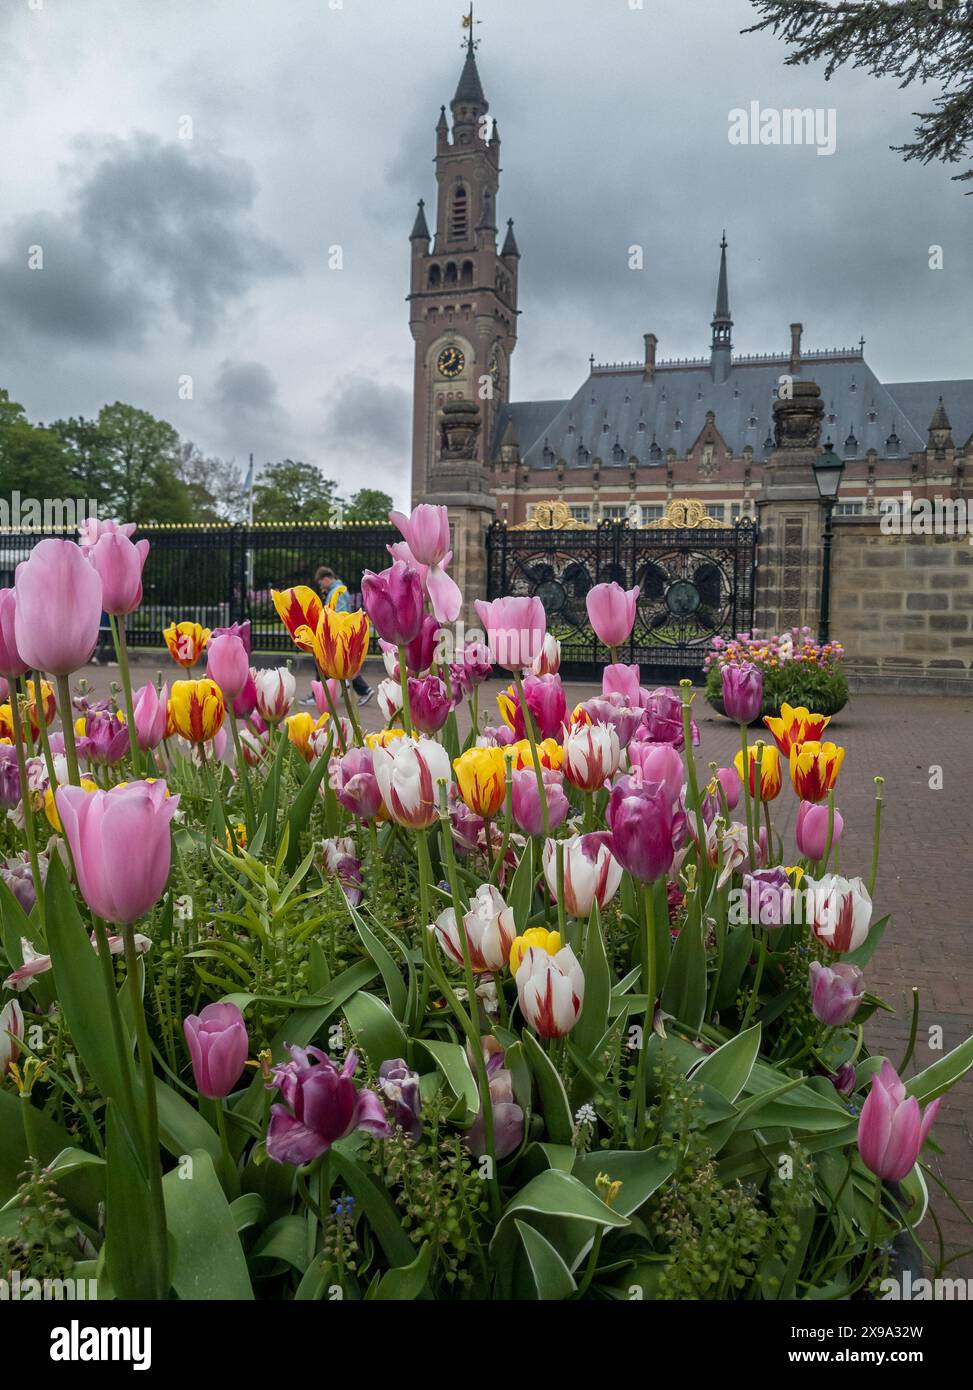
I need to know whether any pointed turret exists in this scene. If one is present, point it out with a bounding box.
[501,218,520,258]
[710,232,733,383]
[452,39,488,115]
[410,199,430,242]
[928,396,954,452]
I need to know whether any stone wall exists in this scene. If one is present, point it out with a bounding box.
[830,518,973,693]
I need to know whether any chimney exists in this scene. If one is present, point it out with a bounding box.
[643,333,658,384]
[789,322,803,375]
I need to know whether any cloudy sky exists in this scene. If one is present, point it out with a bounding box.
[1,0,970,508]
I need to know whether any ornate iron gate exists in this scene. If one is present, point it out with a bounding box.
[485,501,758,683]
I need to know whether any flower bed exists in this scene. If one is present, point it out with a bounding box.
[0,520,968,1302]
[705,627,849,720]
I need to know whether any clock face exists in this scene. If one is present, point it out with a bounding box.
[437,346,465,379]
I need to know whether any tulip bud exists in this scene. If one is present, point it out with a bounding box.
[0,997,24,1074]
[183,1001,249,1099]
[858,1060,941,1182]
[88,532,150,616]
[253,667,296,723]
[585,581,639,648]
[809,960,865,1026]
[721,662,764,724]
[515,945,585,1039]
[206,633,250,701]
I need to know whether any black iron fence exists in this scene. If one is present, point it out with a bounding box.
[0,524,399,653]
[486,517,758,682]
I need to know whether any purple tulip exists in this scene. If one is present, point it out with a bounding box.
[466,1043,524,1161]
[606,775,675,883]
[858,1060,941,1182]
[831,1063,857,1098]
[183,1002,249,1099]
[206,633,250,701]
[407,674,453,734]
[362,560,425,647]
[0,590,29,680]
[716,765,742,811]
[742,868,795,928]
[404,614,441,674]
[266,1045,391,1164]
[628,741,685,808]
[1,852,45,914]
[641,687,698,748]
[796,800,844,860]
[329,745,384,820]
[721,662,764,724]
[55,780,179,924]
[511,766,569,837]
[14,538,103,675]
[0,748,21,810]
[79,710,129,766]
[581,693,645,747]
[88,531,150,616]
[462,640,493,685]
[377,1058,423,1140]
[586,581,639,648]
[133,682,168,751]
[809,960,865,1026]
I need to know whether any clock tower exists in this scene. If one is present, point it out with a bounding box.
[407,19,520,504]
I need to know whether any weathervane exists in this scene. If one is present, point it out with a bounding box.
[462,4,481,53]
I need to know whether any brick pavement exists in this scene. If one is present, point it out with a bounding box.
[84,658,973,1271]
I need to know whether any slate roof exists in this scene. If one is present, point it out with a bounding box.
[453,48,488,111]
[492,356,973,467]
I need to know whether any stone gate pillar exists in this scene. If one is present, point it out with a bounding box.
[423,399,496,629]
[755,380,827,637]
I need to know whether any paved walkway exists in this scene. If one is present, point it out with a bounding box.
[82,658,973,1271]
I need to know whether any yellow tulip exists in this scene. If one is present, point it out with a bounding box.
[168,678,225,743]
[285,711,330,762]
[789,741,844,803]
[506,737,564,771]
[733,744,782,803]
[164,620,211,669]
[453,746,507,818]
[509,927,561,975]
[365,727,409,750]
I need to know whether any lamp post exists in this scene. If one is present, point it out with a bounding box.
[813,440,845,646]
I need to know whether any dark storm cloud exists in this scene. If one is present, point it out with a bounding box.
[210,359,289,460]
[321,375,411,456]
[0,133,290,346]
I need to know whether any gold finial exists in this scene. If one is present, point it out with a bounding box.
[462,4,479,53]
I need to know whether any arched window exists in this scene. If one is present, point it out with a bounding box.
[444,262,458,285]
[450,185,468,241]
[460,260,474,286]
[428,265,441,289]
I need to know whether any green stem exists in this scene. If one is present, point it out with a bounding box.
[122,920,169,1296]
[215,1100,240,1200]
[110,614,141,774]
[867,777,884,897]
[28,675,60,793]
[739,722,756,870]
[319,679,348,755]
[740,931,768,1032]
[340,679,365,746]
[228,710,256,835]
[55,674,82,787]
[896,988,921,1075]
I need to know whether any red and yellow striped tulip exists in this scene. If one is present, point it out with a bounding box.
[272,585,323,652]
[733,744,783,802]
[168,678,225,743]
[164,620,211,669]
[789,740,845,803]
[763,702,831,755]
[295,600,370,682]
[453,745,507,818]
[506,737,564,771]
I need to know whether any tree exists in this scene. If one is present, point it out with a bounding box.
[746,0,973,187]
[0,390,78,508]
[340,487,394,524]
[177,443,245,522]
[50,403,192,522]
[252,459,341,523]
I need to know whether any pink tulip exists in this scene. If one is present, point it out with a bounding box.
[206,633,250,701]
[266,1045,390,1164]
[606,775,675,883]
[516,945,585,1039]
[858,1060,941,1182]
[88,531,150,616]
[511,766,569,837]
[133,682,168,751]
[796,800,844,860]
[474,596,546,672]
[234,669,258,719]
[501,673,567,742]
[0,590,29,679]
[602,662,642,704]
[55,780,179,924]
[14,538,103,675]
[4,940,53,992]
[586,582,639,648]
[311,678,340,716]
[183,1002,249,1099]
[408,674,453,734]
[809,960,865,1026]
[389,504,462,623]
[716,765,742,811]
[362,561,425,647]
[77,518,136,554]
[580,693,645,748]
[462,640,493,685]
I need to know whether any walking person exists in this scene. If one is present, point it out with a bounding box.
[314,565,374,705]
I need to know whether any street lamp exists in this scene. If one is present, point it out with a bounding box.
[813,440,845,646]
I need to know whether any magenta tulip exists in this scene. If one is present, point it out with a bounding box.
[721,663,764,724]
[212,620,252,655]
[233,669,258,719]
[581,694,645,747]
[641,686,698,747]
[0,590,29,680]
[586,581,639,648]
[511,766,569,837]
[809,960,865,1026]
[389,503,461,623]
[14,538,102,675]
[206,633,250,701]
[796,800,844,860]
[408,674,453,734]
[503,674,567,741]
[133,682,168,751]
[404,614,441,674]
[183,1002,249,1099]
[362,561,425,647]
[329,745,384,820]
[474,596,547,672]
[55,780,179,924]
[88,531,150,616]
[606,776,675,883]
[858,1060,941,1182]
[716,765,742,811]
[628,741,685,808]
[266,1045,390,1164]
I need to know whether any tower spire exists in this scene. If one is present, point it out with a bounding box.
[710,231,733,382]
[453,6,487,113]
